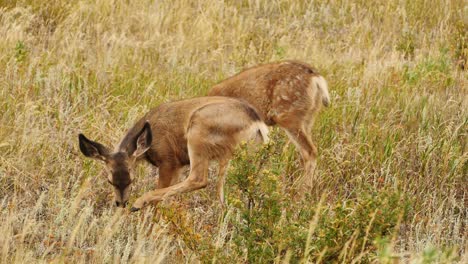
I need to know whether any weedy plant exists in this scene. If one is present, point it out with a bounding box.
[208,132,410,263]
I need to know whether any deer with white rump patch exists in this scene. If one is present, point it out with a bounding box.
[79,96,268,211]
[209,60,330,186]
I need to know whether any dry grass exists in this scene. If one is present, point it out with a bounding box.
[0,0,466,263]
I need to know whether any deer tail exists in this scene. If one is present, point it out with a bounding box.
[312,75,330,107]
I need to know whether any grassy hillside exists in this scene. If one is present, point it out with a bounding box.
[0,0,466,263]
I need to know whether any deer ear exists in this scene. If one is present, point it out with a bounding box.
[133,121,152,158]
[78,134,110,161]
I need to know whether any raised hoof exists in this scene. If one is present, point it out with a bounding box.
[130,207,141,212]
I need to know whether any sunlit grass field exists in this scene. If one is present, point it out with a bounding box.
[0,0,466,263]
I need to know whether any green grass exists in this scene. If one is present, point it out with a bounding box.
[0,0,466,263]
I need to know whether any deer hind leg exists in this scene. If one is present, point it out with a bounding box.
[131,145,209,211]
[217,159,229,206]
[283,125,318,188]
[304,113,317,134]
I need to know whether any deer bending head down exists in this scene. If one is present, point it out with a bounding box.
[79,97,268,211]
[208,60,330,186]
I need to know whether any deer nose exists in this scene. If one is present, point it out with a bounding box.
[115,201,128,207]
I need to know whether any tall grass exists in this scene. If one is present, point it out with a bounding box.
[0,0,466,263]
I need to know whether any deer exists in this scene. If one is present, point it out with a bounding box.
[208,60,330,187]
[78,96,268,212]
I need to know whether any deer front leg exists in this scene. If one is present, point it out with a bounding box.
[157,164,182,188]
[141,164,182,208]
[130,156,209,211]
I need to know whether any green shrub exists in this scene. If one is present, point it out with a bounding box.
[220,136,410,263]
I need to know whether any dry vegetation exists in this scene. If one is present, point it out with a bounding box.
[0,0,466,263]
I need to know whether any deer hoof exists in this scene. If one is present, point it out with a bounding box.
[130,207,140,212]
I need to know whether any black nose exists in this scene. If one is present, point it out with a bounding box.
[115,201,128,207]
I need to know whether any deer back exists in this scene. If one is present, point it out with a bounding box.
[208,60,329,126]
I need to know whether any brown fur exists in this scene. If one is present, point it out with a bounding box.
[79,96,268,210]
[208,60,330,183]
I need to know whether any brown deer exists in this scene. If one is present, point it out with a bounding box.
[78,96,268,211]
[208,60,330,186]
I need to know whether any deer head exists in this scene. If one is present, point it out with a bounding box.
[78,122,152,207]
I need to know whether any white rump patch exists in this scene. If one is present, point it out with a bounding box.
[312,76,330,107]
